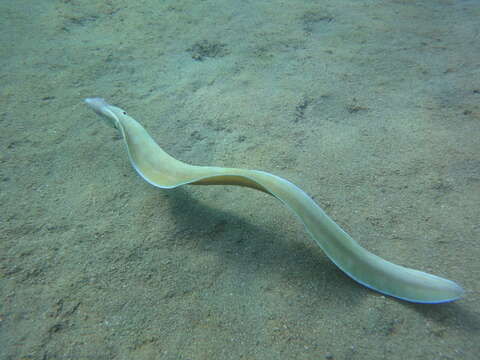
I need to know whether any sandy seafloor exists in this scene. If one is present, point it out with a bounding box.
[1,0,479,359]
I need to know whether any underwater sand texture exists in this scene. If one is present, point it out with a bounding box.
[1,0,479,359]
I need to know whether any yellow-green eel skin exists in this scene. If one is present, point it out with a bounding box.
[85,97,464,304]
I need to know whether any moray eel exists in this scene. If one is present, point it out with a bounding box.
[84,97,464,304]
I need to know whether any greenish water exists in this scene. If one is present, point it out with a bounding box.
[1,1,478,359]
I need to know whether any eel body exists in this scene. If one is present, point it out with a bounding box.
[84,97,464,304]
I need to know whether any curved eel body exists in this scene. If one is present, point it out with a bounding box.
[84,97,464,304]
